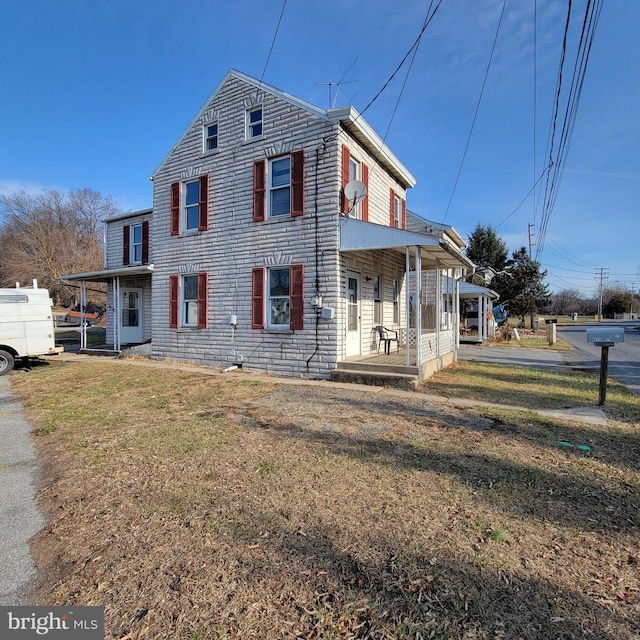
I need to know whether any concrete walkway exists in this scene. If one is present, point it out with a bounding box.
[0,375,44,605]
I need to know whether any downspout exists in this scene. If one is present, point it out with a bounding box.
[115,276,121,350]
[306,142,325,370]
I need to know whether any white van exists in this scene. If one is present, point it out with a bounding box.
[0,282,62,375]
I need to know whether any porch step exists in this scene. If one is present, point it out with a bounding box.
[335,360,419,376]
[331,366,419,390]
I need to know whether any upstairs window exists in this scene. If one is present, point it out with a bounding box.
[170,176,209,235]
[253,151,304,221]
[389,189,406,229]
[270,157,291,217]
[131,224,143,264]
[123,221,149,265]
[203,121,218,152]
[185,180,201,231]
[247,106,263,139]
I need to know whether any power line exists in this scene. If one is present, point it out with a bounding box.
[442,0,507,223]
[255,0,288,94]
[536,0,604,260]
[356,0,443,122]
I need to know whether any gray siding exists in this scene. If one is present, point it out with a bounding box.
[147,75,413,378]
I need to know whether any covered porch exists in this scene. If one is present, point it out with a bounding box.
[335,218,474,386]
[58,264,153,352]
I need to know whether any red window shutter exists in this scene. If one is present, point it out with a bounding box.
[291,150,305,217]
[252,267,264,329]
[197,272,208,329]
[170,182,180,236]
[341,145,350,214]
[198,174,209,231]
[253,160,265,222]
[290,264,304,330]
[169,275,179,328]
[142,220,149,264]
[122,225,130,266]
[401,197,406,230]
[389,188,395,227]
[362,163,369,222]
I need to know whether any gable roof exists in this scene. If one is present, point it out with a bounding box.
[150,69,415,188]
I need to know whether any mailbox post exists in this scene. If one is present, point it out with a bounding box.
[586,327,625,405]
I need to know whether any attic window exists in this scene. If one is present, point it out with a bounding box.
[247,106,263,139]
[204,121,218,152]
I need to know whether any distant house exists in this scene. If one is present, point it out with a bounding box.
[61,69,474,385]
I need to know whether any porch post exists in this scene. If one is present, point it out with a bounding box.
[405,247,411,368]
[455,275,460,349]
[114,276,121,351]
[435,260,441,358]
[415,245,422,367]
[80,281,86,350]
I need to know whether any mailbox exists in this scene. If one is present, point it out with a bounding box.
[586,327,625,345]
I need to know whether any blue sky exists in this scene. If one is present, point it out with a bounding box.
[1,0,638,296]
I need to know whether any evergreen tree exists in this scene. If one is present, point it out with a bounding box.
[465,224,509,273]
[500,247,551,322]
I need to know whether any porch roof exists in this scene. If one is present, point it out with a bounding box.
[59,264,154,284]
[339,218,475,270]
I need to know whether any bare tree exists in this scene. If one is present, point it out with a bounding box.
[0,188,121,305]
[549,288,584,315]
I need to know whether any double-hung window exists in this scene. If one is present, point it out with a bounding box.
[122,221,149,266]
[348,156,362,219]
[185,180,201,231]
[393,194,402,228]
[389,188,405,229]
[169,272,208,329]
[373,275,382,325]
[252,265,304,330]
[253,151,304,221]
[247,106,262,139]
[270,157,291,217]
[170,175,209,235]
[131,224,143,264]
[204,121,218,152]
[392,278,399,325]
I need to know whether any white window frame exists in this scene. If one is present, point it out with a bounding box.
[203,121,218,152]
[130,223,143,265]
[182,274,199,327]
[393,194,402,228]
[267,266,290,328]
[246,106,263,139]
[392,278,399,325]
[268,155,291,218]
[349,156,362,219]
[373,275,382,325]
[183,179,201,232]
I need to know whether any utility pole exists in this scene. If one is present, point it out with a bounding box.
[528,223,536,329]
[595,267,609,322]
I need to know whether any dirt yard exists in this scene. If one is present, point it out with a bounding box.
[13,360,640,639]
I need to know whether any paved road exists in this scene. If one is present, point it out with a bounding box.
[558,321,640,396]
[0,375,44,604]
[460,320,640,396]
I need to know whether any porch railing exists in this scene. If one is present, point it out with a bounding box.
[399,328,455,366]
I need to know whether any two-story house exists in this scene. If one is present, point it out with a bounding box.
[62,69,474,386]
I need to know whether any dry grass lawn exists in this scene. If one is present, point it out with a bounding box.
[13,359,640,639]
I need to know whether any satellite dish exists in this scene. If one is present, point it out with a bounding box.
[343,180,367,209]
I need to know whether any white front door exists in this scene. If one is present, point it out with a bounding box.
[346,271,361,357]
[120,288,143,344]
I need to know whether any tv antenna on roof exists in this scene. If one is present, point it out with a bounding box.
[317,58,358,109]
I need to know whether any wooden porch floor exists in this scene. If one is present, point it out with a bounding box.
[341,347,414,368]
